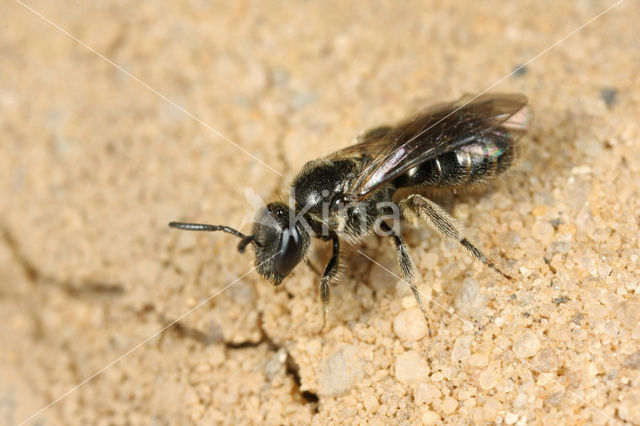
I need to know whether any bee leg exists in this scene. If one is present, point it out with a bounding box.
[380,222,432,336]
[399,194,513,281]
[319,235,340,331]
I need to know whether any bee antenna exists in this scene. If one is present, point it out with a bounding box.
[237,235,259,253]
[169,221,248,239]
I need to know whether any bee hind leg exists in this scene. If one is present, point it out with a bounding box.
[380,222,432,336]
[399,194,513,281]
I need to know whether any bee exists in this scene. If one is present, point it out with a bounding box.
[170,93,532,328]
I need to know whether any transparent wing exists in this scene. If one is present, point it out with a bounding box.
[340,93,531,199]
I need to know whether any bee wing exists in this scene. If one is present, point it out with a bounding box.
[342,93,531,199]
[329,127,394,159]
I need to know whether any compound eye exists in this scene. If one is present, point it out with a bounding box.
[330,194,350,212]
[274,226,302,278]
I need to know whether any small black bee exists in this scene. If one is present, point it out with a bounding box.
[170,93,531,327]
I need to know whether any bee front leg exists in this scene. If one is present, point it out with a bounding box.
[380,221,432,336]
[399,194,513,280]
[319,235,340,331]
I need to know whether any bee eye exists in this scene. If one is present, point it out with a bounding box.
[274,226,303,278]
[330,194,350,212]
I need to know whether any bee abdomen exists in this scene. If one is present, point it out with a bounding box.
[394,137,515,189]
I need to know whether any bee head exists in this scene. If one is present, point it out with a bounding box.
[169,201,309,284]
[251,202,310,284]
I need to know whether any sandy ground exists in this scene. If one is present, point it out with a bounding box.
[1,0,640,424]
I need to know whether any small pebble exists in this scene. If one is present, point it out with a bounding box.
[415,383,441,404]
[505,412,519,424]
[514,392,528,408]
[395,351,429,384]
[430,371,444,382]
[478,370,497,390]
[599,87,617,108]
[184,387,200,405]
[464,397,477,408]
[622,351,640,369]
[363,392,379,413]
[513,331,541,358]
[483,397,503,420]
[607,234,621,251]
[421,410,441,425]
[401,295,417,309]
[553,296,570,305]
[440,396,458,415]
[466,353,489,368]
[316,345,364,396]
[289,90,318,110]
[512,64,528,76]
[532,221,555,244]
[617,390,640,424]
[393,308,428,341]
[454,278,487,320]
[265,348,286,378]
[451,335,473,362]
[531,204,548,216]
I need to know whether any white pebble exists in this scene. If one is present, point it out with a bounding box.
[421,410,441,425]
[393,308,428,341]
[466,353,489,368]
[395,351,429,384]
[415,383,441,404]
[363,392,379,413]
[401,295,417,309]
[316,345,364,396]
[478,370,497,390]
[513,331,541,358]
[505,412,519,424]
[514,392,528,408]
[451,335,473,362]
[532,221,555,244]
[454,278,487,320]
[430,371,444,382]
[441,396,458,415]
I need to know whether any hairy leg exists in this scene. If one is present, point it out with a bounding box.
[380,222,432,335]
[399,194,513,280]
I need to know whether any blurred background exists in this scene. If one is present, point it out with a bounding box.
[1,0,639,424]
